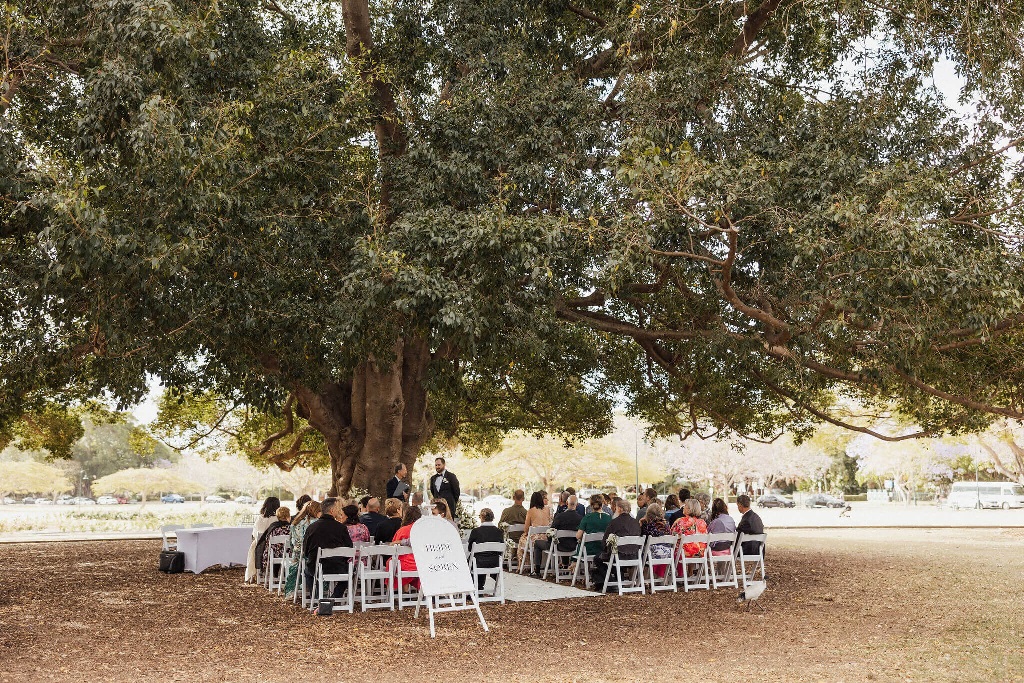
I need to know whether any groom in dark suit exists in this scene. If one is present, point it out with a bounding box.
[429,456,460,517]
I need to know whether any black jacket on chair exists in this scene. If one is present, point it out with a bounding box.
[302,515,353,575]
[467,524,504,568]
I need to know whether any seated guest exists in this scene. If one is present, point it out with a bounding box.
[592,498,642,592]
[257,506,292,579]
[499,489,528,544]
[663,494,680,519]
[358,495,371,515]
[576,494,611,558]
[639,503,672,578]
[671,498,707,566]
[245,496,281,583]
[697,492,712,522]
[360,497,388,536]
[517,490,552,574]
[411,491,430,516]
[536,493,582,571]
[564,487,586,516]
[302,497,353,598]
[666,488,691,524]
[390,506,423,591]
[467,508,504,590]
[374,498,404,544]
[284,500,320,594]
[432,499,458,529]
[635,487,659,521]
[735,494,765,557]
[601,493,613,516]
[341,503,370,543]
[706,497,737,554]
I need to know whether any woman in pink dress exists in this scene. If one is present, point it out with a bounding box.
[341,504,370,543]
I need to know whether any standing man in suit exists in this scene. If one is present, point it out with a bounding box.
[386,463,410,502]
[735,494,765,557]
[429,456,460,518]
[467,508,504,591]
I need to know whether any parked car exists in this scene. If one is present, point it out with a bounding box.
[757,494,795,508]
[805,493,845,508]
[56,495,76,505]
[35,498,53,505]
[161,493,186,504]
[458,494,477,508]
[234,495,255,505]
[20,496,37,505]
[96,495,119,505]
[205,494,227,503]
[73,497,96,505]
[2,496,15,504]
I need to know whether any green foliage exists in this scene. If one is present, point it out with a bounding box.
[92,468,200,498]
[0,460,72,495]
[2,0,1023,473]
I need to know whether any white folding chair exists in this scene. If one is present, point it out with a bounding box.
[707,532,738,589]
[394,547,422,610]
[675,532,710,591]
[571,532,604,588]
[191,524,214,529]
[542,530,578,583]
[161,524,184,551]
[519,525,549,574]
[357,545,396,611]
[737,532,767,588]
[266,535,291,593]
[293,550,309,607]
[469,542,506,604]
[644,534,678,592]
[603,535,645,595]
[311,547,356,614]
[503,524,525,572]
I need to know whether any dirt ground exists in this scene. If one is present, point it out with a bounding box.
[1,528,1021,683]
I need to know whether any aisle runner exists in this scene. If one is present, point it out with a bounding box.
[503,572,601,602]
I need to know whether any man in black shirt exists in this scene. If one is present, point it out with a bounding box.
[386,463,409,502]
[359,497,388,535]
[593,498,642,592]
[302,497,353,598]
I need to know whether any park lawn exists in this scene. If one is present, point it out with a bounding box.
[0,528,1021,682]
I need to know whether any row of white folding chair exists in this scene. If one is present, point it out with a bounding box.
[603,535,646,595]
[674,532,767,593]
[266,536,291,593]
[541,530,578,582]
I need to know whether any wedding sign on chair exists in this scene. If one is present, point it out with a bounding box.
[410,516,489,638]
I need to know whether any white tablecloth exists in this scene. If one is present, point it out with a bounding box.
[176,526,253,574]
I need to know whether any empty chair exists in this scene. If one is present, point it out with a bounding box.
[265,535,291,593]
[469,542,506,604]
[737,532,767,589]
[676,532,710,591]
[311,547,356,614]
[603,535,646,595]
[542,530,579,583]
[357,545,396,611]
[571,532,605,588]
[643,534,679,592]
[161,524,184,551]
[503,524,525,572]
[519,525,549,574]
[706,531,738,589]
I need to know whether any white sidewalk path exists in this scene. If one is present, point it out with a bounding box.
[502,572,601,602]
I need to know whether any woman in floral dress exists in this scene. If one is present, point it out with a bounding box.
[283,500,320,595]
[341,503,371,543]
[671,498,708,570]
[639,503,673,578]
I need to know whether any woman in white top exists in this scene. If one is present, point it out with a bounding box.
[244,496,281,582]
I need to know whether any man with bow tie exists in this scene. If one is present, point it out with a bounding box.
[429,456,460,519]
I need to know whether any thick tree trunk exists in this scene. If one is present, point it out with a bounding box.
[295,337,433,498]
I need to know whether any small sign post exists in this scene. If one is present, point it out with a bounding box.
[410,517,488,637]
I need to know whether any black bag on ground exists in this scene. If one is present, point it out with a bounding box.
[159,551,185,574]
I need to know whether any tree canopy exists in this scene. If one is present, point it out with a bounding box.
[2,0,1023,496]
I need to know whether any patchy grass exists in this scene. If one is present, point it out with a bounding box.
[0,528,1021,682]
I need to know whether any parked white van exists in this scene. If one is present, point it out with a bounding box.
[948,481,1024,510]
